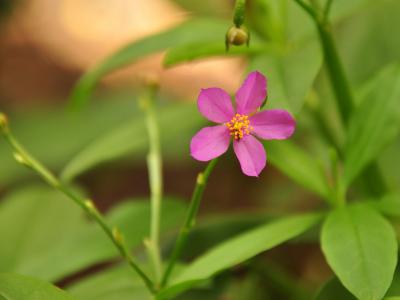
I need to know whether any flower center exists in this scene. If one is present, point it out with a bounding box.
[225,114,253,140]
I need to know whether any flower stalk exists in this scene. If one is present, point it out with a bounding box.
[140,83,164,285]
[161,158,218,287]
[0,115,156,294]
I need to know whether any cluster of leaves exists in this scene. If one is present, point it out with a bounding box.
[1,0,400,299]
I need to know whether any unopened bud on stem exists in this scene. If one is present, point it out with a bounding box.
[225,25,249,51]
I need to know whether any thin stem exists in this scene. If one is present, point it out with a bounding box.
[292,0,318,20]
[141,87,163,285]
[323,0,334,21]
[233,0,246,27]
[161,159,218,287]
[291,0,388,196]
[0,119,155,294]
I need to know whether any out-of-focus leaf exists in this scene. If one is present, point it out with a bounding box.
[164,42,276,67]
[0,273,76,300]
[338,0,400,86]
[0,97,137,186]
[0,186,186,282]
[321,204,398,300]
[344,64,400,187]
[69,18,229,109]
[265,140,330,199]
[314,278,356,300]
[251,38,322,113]
[158,213,322,299]
[368,194,400,218]
[0,186,83,274]
[61,103,203,182]
[67,265,150,300]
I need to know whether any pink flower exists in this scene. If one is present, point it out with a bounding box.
[190,71,296,177]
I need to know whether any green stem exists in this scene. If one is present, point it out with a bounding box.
[160,159,218,287]
[141,87,163,285]
[292,0,388,196]
[316,21,354,126]
[0,120,155,294]
[233,0,246,27]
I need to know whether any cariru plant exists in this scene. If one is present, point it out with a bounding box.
[0,0,400,299]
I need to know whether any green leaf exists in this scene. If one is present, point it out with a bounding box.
[69,18,229,109]
[0,273,76,300]
[321,204,398,300]
[67,265,150,300]
[164,41,274,67]
[344,63,400,187]
[61,103,203,181]
[250,39,322,113]
[0,186,186,282]
[0,186,83,275]
[158,213,322,299]
[314,277,356,300]
[369,194,400,218]
[265,140,330,199]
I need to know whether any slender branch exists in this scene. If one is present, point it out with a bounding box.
[292,0,318,20]
[233,0,246,27]
[141,85,163,285]
[0,116,155,294]
[160,159,218,287]
[291,0,387,196]
[323,0,334,21]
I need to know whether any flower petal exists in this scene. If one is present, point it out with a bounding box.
[235,71,267,115]
[250,109,296,140]
[198,88,235,123]
[190,125,231,161]
[233,135,266,177]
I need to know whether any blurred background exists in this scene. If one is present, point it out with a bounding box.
[0,0,399,299]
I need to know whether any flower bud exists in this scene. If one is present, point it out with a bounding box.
[225,25,249,51]
[0,112,8,131]
[13,153,32,168]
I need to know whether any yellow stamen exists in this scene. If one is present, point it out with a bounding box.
[225,114,253,140]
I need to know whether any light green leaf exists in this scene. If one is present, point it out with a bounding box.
[265,140,330,199]
[164,41,274,67]
[67,265,150,300]
[69,18,229,109]
[158,213,322,299]
[0,273,76,300]
[321,204,398,300]
[0,186,186,282]
[344,64,400,187]
[61,103,203,181]
[385,297,400,300]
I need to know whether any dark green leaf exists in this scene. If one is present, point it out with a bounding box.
[0,273,76,300]
[321,204,398,300]
[344,64,400,187]
[158,213,322,299]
